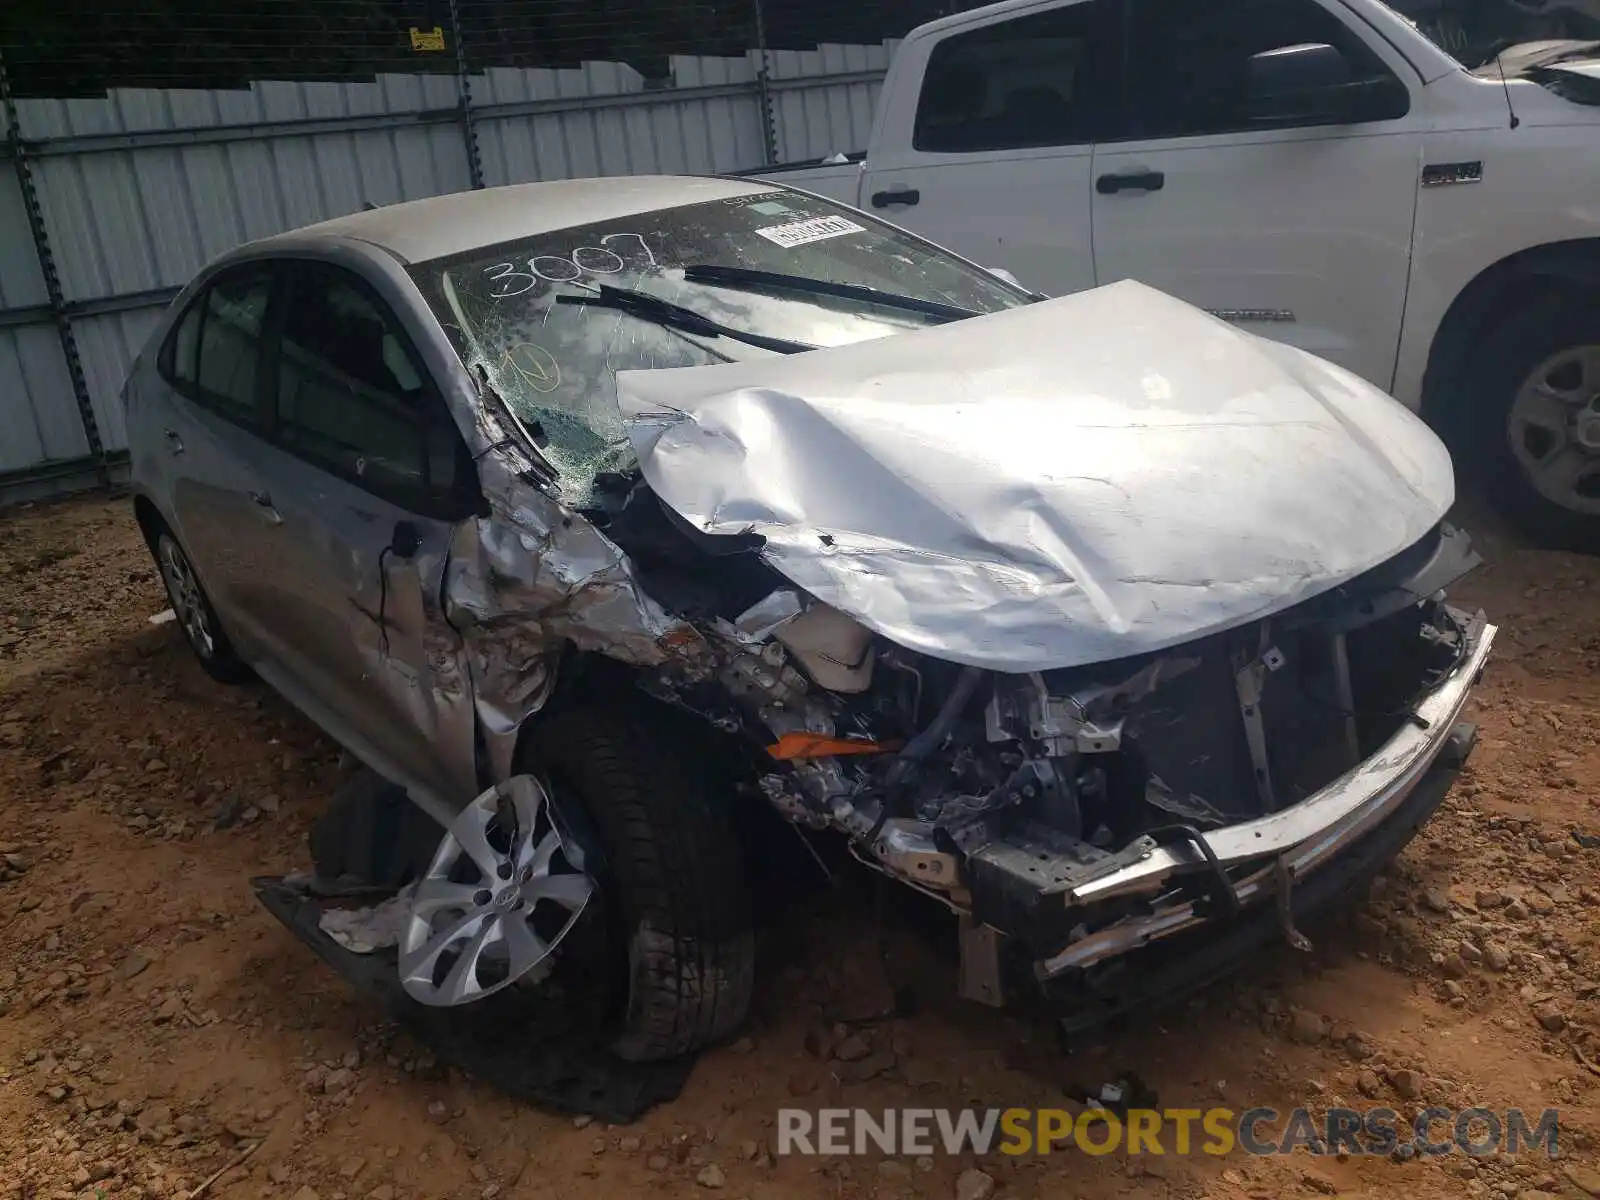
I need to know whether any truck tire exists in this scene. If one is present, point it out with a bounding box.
[1464,294,1600,553]
[519,706,754,1061]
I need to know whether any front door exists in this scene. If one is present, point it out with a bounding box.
[241,259,479,807]
[858,0,1119,296]
[1090,0,1427,388]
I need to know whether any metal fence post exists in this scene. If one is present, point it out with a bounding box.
[447,0,486,189]
[752,0,779,165]
[0,48,107,480]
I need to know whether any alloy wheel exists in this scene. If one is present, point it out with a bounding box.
[156,534,216,660]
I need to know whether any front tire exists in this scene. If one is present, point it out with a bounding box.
[520,706,755,1061]
[1463,295,1600,553]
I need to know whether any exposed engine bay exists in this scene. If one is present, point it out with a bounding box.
[585,464,1489,994]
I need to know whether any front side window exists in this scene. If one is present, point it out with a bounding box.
[913,4,1113,153]
[408,190,1033,504]
[274,264,466,513]
[1126,0,1407,138]
[161,267,273,425]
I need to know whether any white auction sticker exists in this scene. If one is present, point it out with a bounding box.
[754,215,866,249]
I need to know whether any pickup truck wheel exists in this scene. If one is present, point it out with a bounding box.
[517,707,755,1061]
[1468,297,1600,552]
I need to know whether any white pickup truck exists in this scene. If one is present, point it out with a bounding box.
[750,0,1600,549]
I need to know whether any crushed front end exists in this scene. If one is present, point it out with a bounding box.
[674,521,1494,1016]
[449,283,1498,1026]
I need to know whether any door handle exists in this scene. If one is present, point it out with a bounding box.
[870,187,920,208]
[1096,171,1166,195]
[249,490,282,524]
[162,428,184,455]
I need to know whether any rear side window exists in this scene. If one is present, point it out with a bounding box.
[273,263,468,514]
[912,3,1113,153]
[160,268,273,426]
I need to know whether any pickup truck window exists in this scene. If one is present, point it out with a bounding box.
[1125,0,1407,138]
[409,192,1031,501]
[913,3,1114,153]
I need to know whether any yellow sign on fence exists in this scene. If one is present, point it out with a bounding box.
[410,26,447,52]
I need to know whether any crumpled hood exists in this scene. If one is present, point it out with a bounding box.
[618,280,1455,672]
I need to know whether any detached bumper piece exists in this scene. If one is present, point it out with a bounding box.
[251,877,693,1122]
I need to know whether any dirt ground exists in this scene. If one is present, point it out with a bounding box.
[2,492,1600,1200]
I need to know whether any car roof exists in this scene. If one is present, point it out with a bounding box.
[252,175,780,266]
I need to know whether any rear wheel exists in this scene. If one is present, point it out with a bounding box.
[1464,296,1600,552]
[147,524,253,683]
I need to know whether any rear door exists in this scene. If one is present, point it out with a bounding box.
[155,263,283,661]
[1090,0,1426,386]
[858,0,1119,296]
[239,258,480,805]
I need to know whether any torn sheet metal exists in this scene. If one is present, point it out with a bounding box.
[440,363,714,784]
[619,281,1456,673]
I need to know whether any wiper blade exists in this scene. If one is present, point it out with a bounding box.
[1539,38,1600,64]
[1482,38,1600,69]
[683,263,981,323]
[555,284,815,355]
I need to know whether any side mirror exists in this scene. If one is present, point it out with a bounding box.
[1241,42,1407,125]
[390,519,421,559]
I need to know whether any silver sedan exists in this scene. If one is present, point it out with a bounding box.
[126,175,1494,1058]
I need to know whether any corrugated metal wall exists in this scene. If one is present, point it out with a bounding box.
[474,55,770,184]
[0,166,88,477]
[769,43,894,162]
[0,43,891,504]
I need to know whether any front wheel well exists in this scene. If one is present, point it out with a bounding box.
[511,648,750,780]
[1421,239,1600,432]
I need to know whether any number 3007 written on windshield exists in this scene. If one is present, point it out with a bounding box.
[482,232,657,299]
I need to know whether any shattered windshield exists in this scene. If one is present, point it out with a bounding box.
[408,190,1029,503]
[1381,0,1600,67]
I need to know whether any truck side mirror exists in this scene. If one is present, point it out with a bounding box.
[1241,42,1408,125]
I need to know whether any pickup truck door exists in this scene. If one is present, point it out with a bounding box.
[1090,0,1427,388]
[857,0,1118,297]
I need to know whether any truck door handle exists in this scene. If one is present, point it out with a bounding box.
[870,188,920,208]
[1096,171,1165,195]
[162,428,184,455]
[249,490,282,524]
